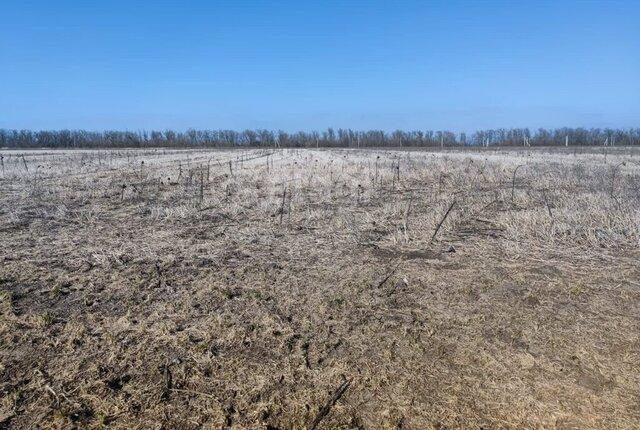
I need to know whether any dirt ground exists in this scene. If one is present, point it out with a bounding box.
[1,147,639,429]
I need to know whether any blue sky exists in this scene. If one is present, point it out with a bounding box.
[1,0,638,132]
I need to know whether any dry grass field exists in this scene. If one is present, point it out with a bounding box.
[1,147,640,429]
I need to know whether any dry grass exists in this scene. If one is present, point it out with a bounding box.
[1,147,640,429]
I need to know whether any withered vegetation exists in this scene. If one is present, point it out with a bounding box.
[1,147,639,429]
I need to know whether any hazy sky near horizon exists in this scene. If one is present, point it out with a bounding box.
[1,0,639,132]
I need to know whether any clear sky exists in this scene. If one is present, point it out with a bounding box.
[1,0,639,132]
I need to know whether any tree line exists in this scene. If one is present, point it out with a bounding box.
[1,127,638,148]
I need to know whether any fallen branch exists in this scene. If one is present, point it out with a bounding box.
[375,263,401,289]
[431,199,457,243]
[308,378,352,430]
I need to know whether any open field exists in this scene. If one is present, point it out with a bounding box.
[1,147,640,429]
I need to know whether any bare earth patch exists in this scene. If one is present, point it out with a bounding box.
[1,147,639,429]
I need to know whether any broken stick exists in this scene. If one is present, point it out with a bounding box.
[307,378,352,430]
